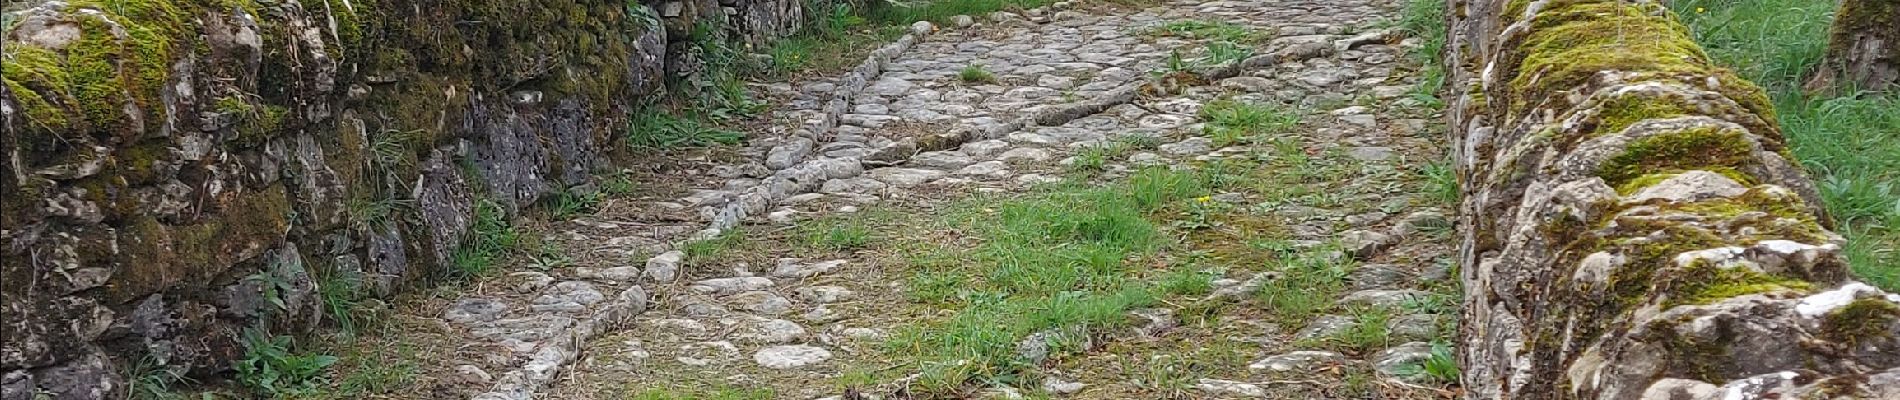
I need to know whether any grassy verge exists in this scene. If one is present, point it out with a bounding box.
[882,167,1211,394]
[1670,0,1900,290]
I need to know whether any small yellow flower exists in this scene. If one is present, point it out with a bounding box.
[1196,196,1212,203]
[1696,7,1705,13]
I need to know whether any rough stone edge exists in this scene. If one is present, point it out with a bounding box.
[1447,0,1900,399]
[467,22,939,400]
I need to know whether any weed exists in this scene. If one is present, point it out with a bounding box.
[1254,245,1350,325]
[1399,0,1447,102]
[887,168,1208,394]
[1200,40,1253,66]
[345,196,412,231]
[629,387,774,400]
[245,271,295,312]
[1397,341,1461,384]
[1146,20,1263,43]
[316,267,377,335]
[1157,267,1217,296]
[548,186,603,219]
[683,229,748,263]
[600,170,637,197]
[527,242,572,271]
[959,64,998,84]
[326,343,420,397]
[626,110,746,150]
[1129,355,1197,396]
[1330,307,1393,353]
[235,328,338,397]
[864,0,1062,26]
[127,355,193,400]
[1418,161,1459,205]
[452,200,518,278]
[801,216,876,251]
[1201,99,1301,147]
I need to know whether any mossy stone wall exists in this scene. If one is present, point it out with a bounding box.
[1445,0,1900,398]
[0,0,820,396]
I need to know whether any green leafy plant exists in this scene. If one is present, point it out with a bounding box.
[1200,40,1253,66]
[1397,341,1461,384]
[127,355,194,400]
[527,242,573,271]
[235,328,338,397]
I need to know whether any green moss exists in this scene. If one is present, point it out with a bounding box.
[1664,260,1813,307]
[1821,298,1900,347]
[1614,168,1757,195]
[106,184,292,302]
[1510,2,1710,113]
[2,46,76,132]
[1593,95,1693,137]
[1596,126,1755,187]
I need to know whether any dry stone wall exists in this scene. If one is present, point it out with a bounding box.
[0,0,831,397]
[1446,0,1900,399]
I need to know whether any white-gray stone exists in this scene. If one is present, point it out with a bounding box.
[795,286,856,303]
[1626,170,1749,203]
[1159,137,1214,155]
[1249,350,1346,372]
[690,277,774,296]
[445,298,508,324]
[771,259,847,278]
[754,345,832,369]
[734,317,807,344]
[765,138,815,170]
[727,291,794,315]
[645,251,684,282]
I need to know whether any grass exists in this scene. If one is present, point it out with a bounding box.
[1200,41,1253,66]
[1144,20,1265,43]
[1253,245,1351,326]
[1297,307,1393,354]
[1417,161,1458,206]
[1670,0,1900,290]
[1397,0,1447,103]
[547,186,604,219]
[1200,99,1301,147]
[626,110,746,150]
[683,229,749,263]
[628,387,774,400]
[959,64,998,84]
[864,0,1061,26]
[882,168,1217,394]
[800,214,878,252]
[765,3,906,75]
[451,200,519,278]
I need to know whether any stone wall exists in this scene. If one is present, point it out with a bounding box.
[1446,0,1900,399]
[0,0,824,396]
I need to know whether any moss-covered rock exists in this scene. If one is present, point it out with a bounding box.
[1447,0,1899,398]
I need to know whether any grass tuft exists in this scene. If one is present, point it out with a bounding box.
[959,64,998,84]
